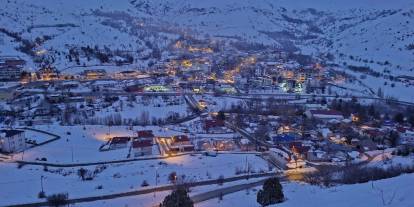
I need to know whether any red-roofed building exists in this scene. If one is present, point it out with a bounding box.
[138,130,154,138]
[132,140,152,156]
[360,129,386,141]
[204,119,225,131]
[110,137,130,149]
[172,135,190,144]
[396,127,407,133]
[168,135,194,152]
[137,130,154,144]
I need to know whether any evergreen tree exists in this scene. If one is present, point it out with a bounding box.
[409,115,414,127]
[388,130,400,147]
[161,187,193,207]
[257,177,284,206]
[77,168,87,181]
[368,104,376,118]
[377,87,384,98]
[217,110,225,121]
[394,113,404,124]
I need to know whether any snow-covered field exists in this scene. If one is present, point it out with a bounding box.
[74,177,268,207]
[15,125,182,163]
[0,153,270,206]
[367,149,414,169]
[93,95,191,121]
[21,172,413,207]
[198,173,414,207]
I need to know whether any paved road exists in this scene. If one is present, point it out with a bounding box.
[184,94,204,112]
[190,178,269,204]
[14,86,414,106]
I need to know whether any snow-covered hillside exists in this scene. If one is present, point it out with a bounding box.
[127,0,414,75]
[1,0,413,82]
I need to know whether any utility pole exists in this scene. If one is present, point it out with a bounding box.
[71,146,74,162]
[40,175,44,193]
[154,167,158,198]
[108,125,111,140]
[245,156,248,173]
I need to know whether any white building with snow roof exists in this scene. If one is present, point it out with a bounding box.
[0,129,26,153]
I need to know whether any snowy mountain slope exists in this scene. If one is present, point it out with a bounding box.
[128,0,414,73]
[0,0,181,71]
[0,0,413,81]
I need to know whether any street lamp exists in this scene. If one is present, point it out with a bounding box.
[154,167,159,198]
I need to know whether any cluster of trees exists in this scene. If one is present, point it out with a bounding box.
[71,112,183,126]
[330,99,380,122]
[76,165,106,181]
[228,96,297,116]
[394,111,414,126]
[0,27,37,56]
[348,65,381,78]
[393,145,414,156]
[67,45,134,65]
[331,99,414,127]
[46,193,69,207]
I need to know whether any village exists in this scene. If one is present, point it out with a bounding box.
[1,37,414,207]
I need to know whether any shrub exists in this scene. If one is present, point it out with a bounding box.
[141,180,149,187]
[168,172,177,183]
[160,187,193,207]
[46,193,68,207]
[77,168,88,181]
[38,191,46,198]
[217,175,224,186]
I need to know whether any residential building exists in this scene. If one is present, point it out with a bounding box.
[168,135,194,153]
[204,119,224,131]
[132,140,152,157]
[109,137,130,149]
[0,56,25,81]
[137,130,154,143]
[38,67,59,81]
[400,130,414,145]
[84,69,107,80]
[0,129,26,153]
